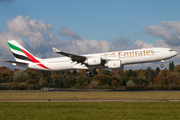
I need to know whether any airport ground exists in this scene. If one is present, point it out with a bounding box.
[0,91,180,120]
[0,90,180,100]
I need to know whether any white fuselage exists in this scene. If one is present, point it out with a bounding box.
[27,47,177,71]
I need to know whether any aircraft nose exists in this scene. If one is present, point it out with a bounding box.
[175,51,178,56]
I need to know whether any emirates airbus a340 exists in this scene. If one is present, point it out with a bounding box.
[5,40,177,77]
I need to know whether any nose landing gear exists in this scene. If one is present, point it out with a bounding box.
[160,64,164,68]
[86,69,98,77]
[160,60,164,68]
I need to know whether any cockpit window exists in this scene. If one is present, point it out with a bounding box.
[169,49,174,52]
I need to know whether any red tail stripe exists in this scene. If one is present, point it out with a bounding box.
[37,64,50,70]
[20,48,50,70]
[20,48,40,63]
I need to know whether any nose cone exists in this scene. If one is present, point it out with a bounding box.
[174,51,178,56]
[175,51,178,55]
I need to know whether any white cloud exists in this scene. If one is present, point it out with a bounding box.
[0,15,115,69]
[134,40,153,48]
[145,21,180,46]
[6,15,56,47]
[113,37,133,50]
[60,26,82,40]
[66,39,114,54]
[160,21,180,34]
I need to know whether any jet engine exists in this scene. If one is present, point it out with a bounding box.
[84,57,102,65]
[104,60,121,69]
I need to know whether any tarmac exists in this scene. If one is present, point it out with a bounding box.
[0,99,180,102]
[1,90,180,102]
[1,90,180,92]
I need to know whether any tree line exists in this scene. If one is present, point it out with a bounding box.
[0,61,180,90]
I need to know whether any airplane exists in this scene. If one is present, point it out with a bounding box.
[5,40,178,77]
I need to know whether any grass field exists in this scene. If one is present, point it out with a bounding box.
[0,102,180,120]
[0,91,180,100]
[0,91,180,120]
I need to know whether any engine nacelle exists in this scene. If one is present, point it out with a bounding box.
[84,57,101,65]
[104,60,121,69]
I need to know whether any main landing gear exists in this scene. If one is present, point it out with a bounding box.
[86,69,98,77]
[160,60,164,68]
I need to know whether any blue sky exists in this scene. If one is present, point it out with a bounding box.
[1,0,180,69]
[1,0,179,43]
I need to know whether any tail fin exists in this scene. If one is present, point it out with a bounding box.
[7,40,40,63]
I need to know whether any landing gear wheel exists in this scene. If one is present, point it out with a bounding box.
[94,71,98,75]
[86,69,98,77]
[160,64,164,68]
[86,71,91,77]
[91,70,98,76]
[87,73,91,77]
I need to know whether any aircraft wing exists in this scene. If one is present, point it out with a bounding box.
[52,47,87,63]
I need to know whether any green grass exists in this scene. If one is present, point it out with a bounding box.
[0,102,180,120]
[1,91,180,100]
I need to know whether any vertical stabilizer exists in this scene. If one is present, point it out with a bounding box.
[7,40,50,70]
[7,40,40,63]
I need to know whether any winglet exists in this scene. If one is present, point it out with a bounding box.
[52,47,61,53]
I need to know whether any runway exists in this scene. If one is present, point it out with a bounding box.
[1,90,180,92]
[0,99,180,102]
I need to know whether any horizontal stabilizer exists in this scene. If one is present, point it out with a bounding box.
[4,61,29,66]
